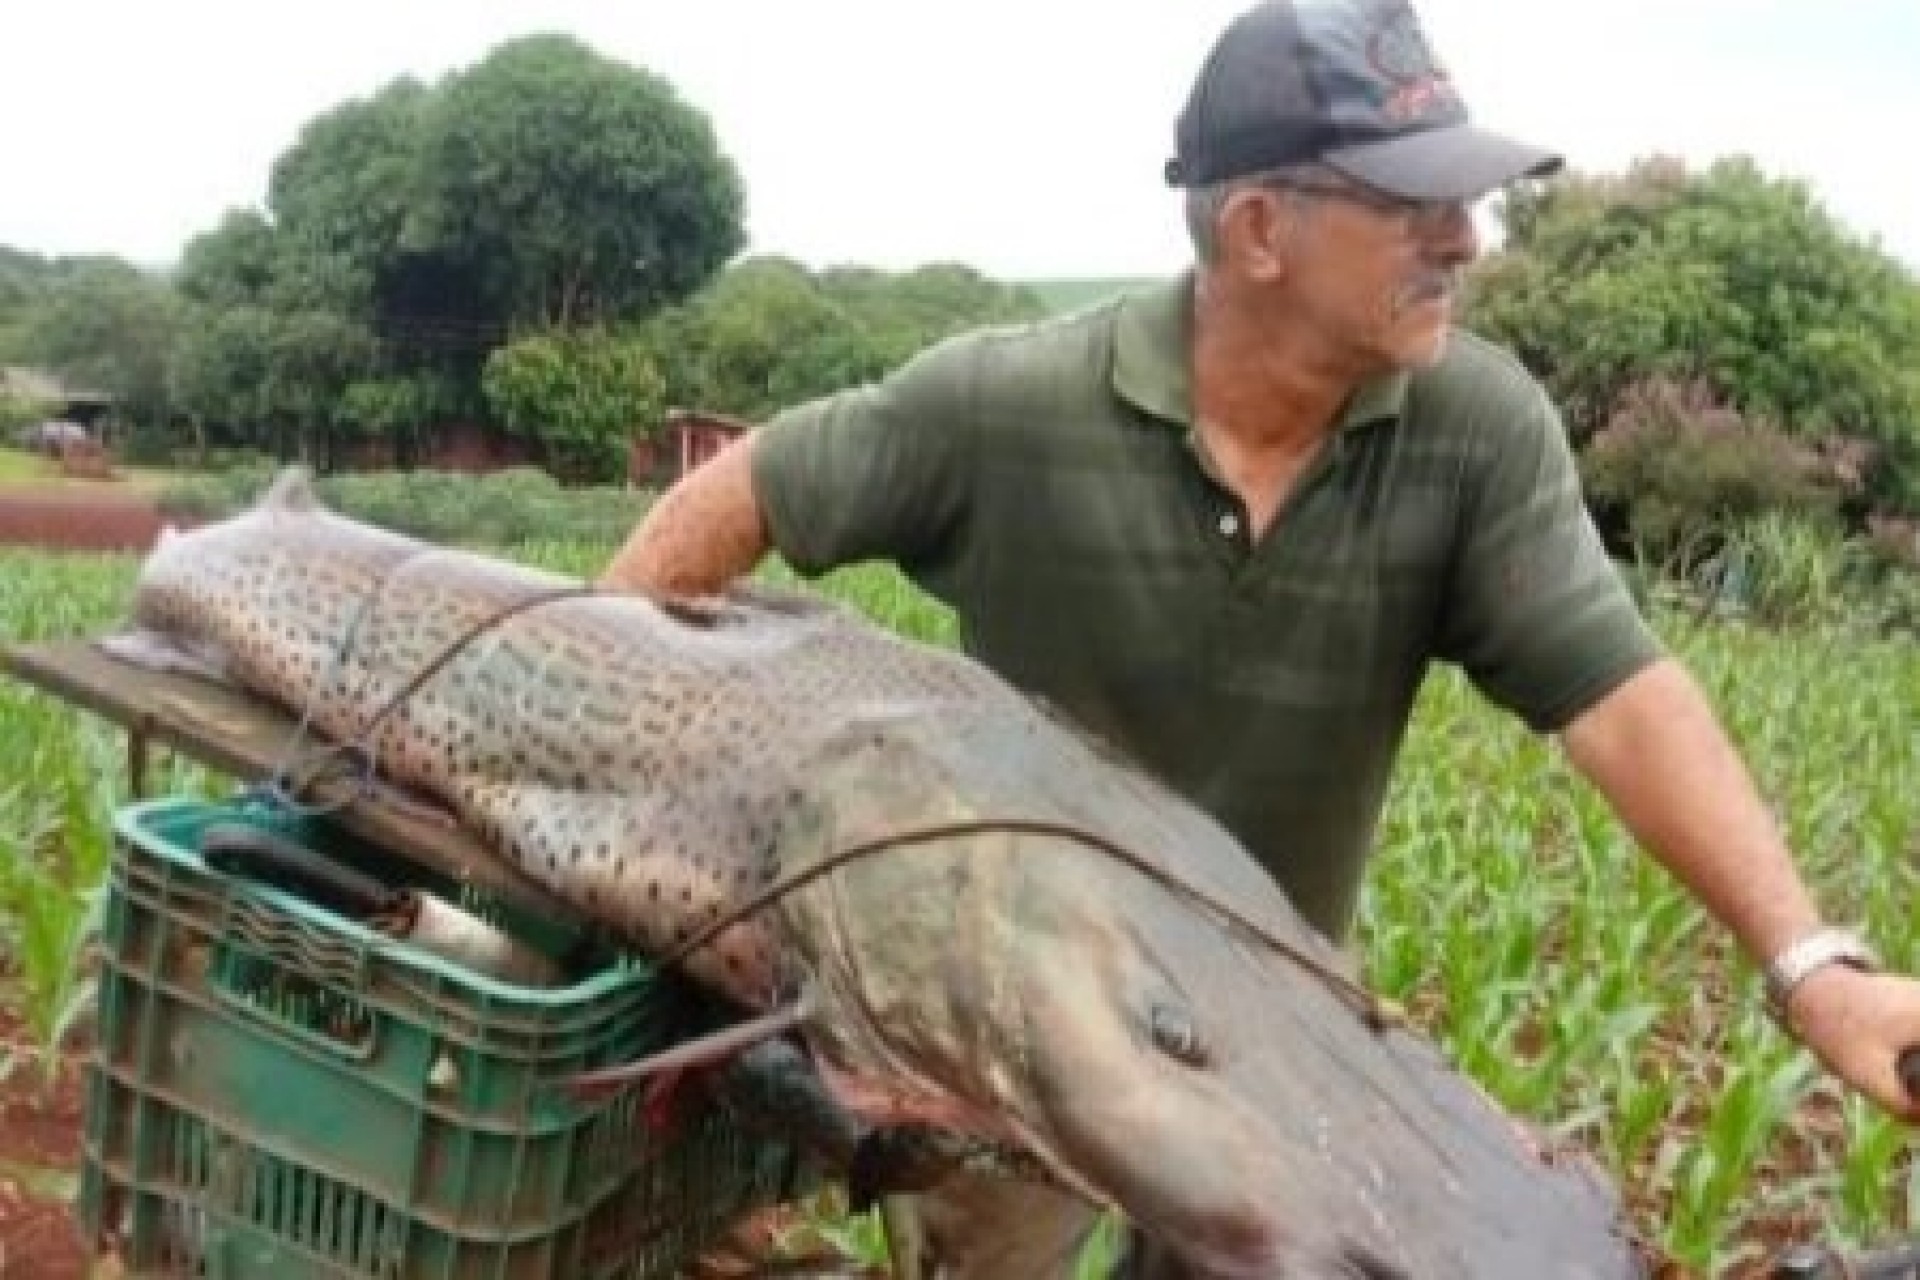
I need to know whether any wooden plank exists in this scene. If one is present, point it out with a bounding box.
[0,638,582,923]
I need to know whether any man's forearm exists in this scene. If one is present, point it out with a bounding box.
[600,434,771,596]
[1560,658,1823,964]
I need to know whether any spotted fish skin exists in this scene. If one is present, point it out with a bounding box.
[117,470,1647,1280]
[125,471,1049,1007]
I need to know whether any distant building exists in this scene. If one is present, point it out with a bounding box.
[629,408,753,486]
[0,366,113,427]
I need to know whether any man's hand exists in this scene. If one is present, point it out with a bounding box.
[600,434,770,597]
[1785,965,1920,1120]
[1562,663,1920,1124]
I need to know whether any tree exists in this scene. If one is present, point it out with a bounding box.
[15,257,182,429]
[1467,156,1920,511]
[820,261,1045,367]
[267,79,433,302]
[0,245,52,360]
[481,328,665,479]
[410,35,744,332]
[173,211,282,310]
[172,213,381,464]
[0,390,54,437]
[640,256,1046,421]
[159,36,745,469]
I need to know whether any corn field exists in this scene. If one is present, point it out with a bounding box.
[0,542,1913,1276]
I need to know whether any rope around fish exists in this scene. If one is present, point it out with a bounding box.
[257,579,1408,1065]
[655,817,1404,1031]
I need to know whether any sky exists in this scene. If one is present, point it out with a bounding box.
[3,0,1917,281]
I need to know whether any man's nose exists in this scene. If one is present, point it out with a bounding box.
[1426,202,1480,266]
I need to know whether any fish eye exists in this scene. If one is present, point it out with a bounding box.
[1149,1002,1209,1067]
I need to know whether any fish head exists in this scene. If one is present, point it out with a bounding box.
[1002,822,1375,1277]
[789,714,1642,1279]
[112,468,422,684]
[999,819,1638,1278]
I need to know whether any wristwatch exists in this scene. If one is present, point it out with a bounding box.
[1763,926,1880,1021]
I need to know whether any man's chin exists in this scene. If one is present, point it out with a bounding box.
[1393,321,1452,370]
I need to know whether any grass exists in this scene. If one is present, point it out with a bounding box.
[0,538,1912,1275]
[0,445,178,489]
[1363,613,1918,1272]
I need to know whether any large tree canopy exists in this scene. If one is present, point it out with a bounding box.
[159,35,745,467]
[410,35,745,332]
[267,78,432,305]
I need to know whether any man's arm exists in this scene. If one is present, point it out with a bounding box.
[599,434,770,597]
[1562,657,1920,1118]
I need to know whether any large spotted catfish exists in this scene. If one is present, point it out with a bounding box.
[104,470,1644,1278]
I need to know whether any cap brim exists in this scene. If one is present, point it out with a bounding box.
[1321,125,1562,202]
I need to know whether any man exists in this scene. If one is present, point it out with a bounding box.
[604,0,1919,1259]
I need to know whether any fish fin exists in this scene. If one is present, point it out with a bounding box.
[94,629,233,683]
[362,777,462,829]
[563,996,816,1102]
[261,465,321,514]
[722,579,842,618]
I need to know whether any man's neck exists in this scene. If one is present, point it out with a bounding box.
[1186,276,1380,539]
[1189,279,1363,455]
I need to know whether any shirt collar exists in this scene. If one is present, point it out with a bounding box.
[1110,273,1411,433]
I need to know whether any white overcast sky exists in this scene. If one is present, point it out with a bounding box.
[3,0,1916,280]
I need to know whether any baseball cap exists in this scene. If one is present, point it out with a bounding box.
[1164,0,1562,201]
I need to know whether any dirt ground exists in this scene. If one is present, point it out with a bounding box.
[0,1000,88,1279]
[0,482,142,1277]
[0,488,174,553]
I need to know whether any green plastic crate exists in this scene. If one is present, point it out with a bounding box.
[77,796,801,1278]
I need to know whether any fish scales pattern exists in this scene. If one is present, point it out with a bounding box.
[136,497,1037,1006]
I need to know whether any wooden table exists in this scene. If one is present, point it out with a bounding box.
[1,638,579,922]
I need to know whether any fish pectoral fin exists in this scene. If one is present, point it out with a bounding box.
[562,996,816,1103]
[361,777,461,829]
[95,628,234,683]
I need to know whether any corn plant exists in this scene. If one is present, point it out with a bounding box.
[0,531,1911,1273]
[0,762,113,1088]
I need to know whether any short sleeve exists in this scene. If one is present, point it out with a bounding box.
[1435,382,1663,731]
[751,335,978,585]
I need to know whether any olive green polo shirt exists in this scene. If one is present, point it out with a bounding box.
[752,277,1661,939]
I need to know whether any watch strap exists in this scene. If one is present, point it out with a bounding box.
[1763,926,1879,1019]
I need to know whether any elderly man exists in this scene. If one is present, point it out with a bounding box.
[605,0,1919,1269]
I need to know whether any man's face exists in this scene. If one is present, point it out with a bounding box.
[1242,170,1483,371]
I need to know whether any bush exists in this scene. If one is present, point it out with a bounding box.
[1581,378,1860,578]
[0,392,55,436]
[1718,511,1860,627]
[1858,515,1920,637]
[1467,155,1920,514]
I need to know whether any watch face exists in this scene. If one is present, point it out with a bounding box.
[1765,928,1877,1017]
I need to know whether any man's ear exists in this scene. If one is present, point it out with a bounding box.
[1220,186,1302,284]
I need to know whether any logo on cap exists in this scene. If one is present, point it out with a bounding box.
[1367,8,1460,123]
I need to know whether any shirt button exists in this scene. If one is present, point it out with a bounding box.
[1217,512,1240,537]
